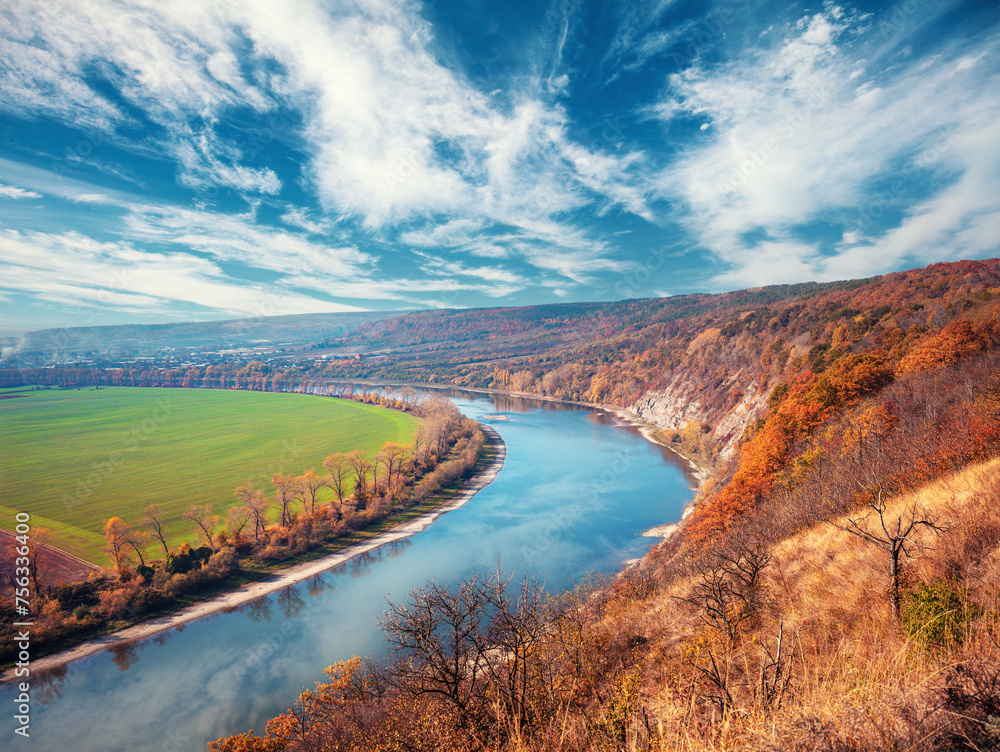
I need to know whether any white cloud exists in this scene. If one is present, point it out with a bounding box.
[400,218,487,249]
[280,207,333,236]
[0,0,651,293]
[0,183,41,199]
[173,139,282,195]
[415,253,526,287]
[122,204,371,281]
[0,0,277,193]
[0,229,357,319]
[655,6,1000,287]
[602,0,686,77]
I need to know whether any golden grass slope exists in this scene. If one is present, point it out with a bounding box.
[599,458,1000,751]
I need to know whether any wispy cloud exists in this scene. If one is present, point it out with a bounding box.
[654,5,1000,287]
[0,0,654,299]
[0,228,356,320]
[0,183,41,200]
[602,0,687,78]
[121,203,372,283]
[0,0,277,193]
[280,207,334,236]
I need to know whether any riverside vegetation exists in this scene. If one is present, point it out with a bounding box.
[0,397,490,668]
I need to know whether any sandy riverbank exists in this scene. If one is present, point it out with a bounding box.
[2,426,506,683]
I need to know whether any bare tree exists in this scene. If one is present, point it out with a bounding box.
[297,469,329,516]
[676,538,772,641]
[271,472,300,527]
[125,528,150,567]
[6,527,52,598]
[138,503,170,557]
[103,517,134,573]
[833,476,946,620]
[416,398,462,457]
[226,505,252,541]
[484,570,548,732]
[378,442,408,492]
[379,573,492,727]
[378,566,548,734]
[246,490,270,542]
[345,450,372,510]
[234,483,268,541]
[182,505,220,551]
[323,452,350,507]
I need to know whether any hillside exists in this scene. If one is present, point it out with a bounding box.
[315,260,1000,460]
[200,257,1000,752]
[4,259,1000,750]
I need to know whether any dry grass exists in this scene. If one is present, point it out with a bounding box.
[210,458,1000,751]
[630,457,1000,752]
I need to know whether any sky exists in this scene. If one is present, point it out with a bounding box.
[0,0,998,332]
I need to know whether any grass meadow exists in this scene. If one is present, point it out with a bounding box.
[0,386,420,566]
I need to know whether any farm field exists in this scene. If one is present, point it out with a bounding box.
[0,386,420,566]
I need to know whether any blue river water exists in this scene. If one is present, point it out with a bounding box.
[1,390,694,751]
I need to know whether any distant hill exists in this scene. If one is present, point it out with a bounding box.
[9,310,405,356]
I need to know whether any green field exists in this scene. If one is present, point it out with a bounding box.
[0,386,420,566]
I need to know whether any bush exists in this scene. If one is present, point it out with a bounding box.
[167,545,213,574]
[255,545,290,563]
[54,579,103,611]
[902,578,978,649]
[97,584,141,620]
[207,548,239,576]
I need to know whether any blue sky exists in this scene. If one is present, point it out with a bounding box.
[0,0,998,332]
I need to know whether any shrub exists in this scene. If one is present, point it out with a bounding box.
[167,544,212,574]
[255,545,290,563]
[902,578,978,649]
[207,548,239,576]
[97,584,141,620]
[54,579,103,611]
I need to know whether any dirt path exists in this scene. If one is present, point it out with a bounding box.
[1,426,506,682]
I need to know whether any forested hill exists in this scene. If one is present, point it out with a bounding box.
[317,259,1000,451]
[332,278,870,353]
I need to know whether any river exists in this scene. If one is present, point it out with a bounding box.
[1,390,694,751]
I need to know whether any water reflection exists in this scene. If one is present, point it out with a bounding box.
[348,548,378,577]
[32,666,68,705]
[307,574,333,598]
[484,392,542,413]
[108,640,140,672]
[242,595,273,623]
[384,537,412,558]
[276,585,305,619]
